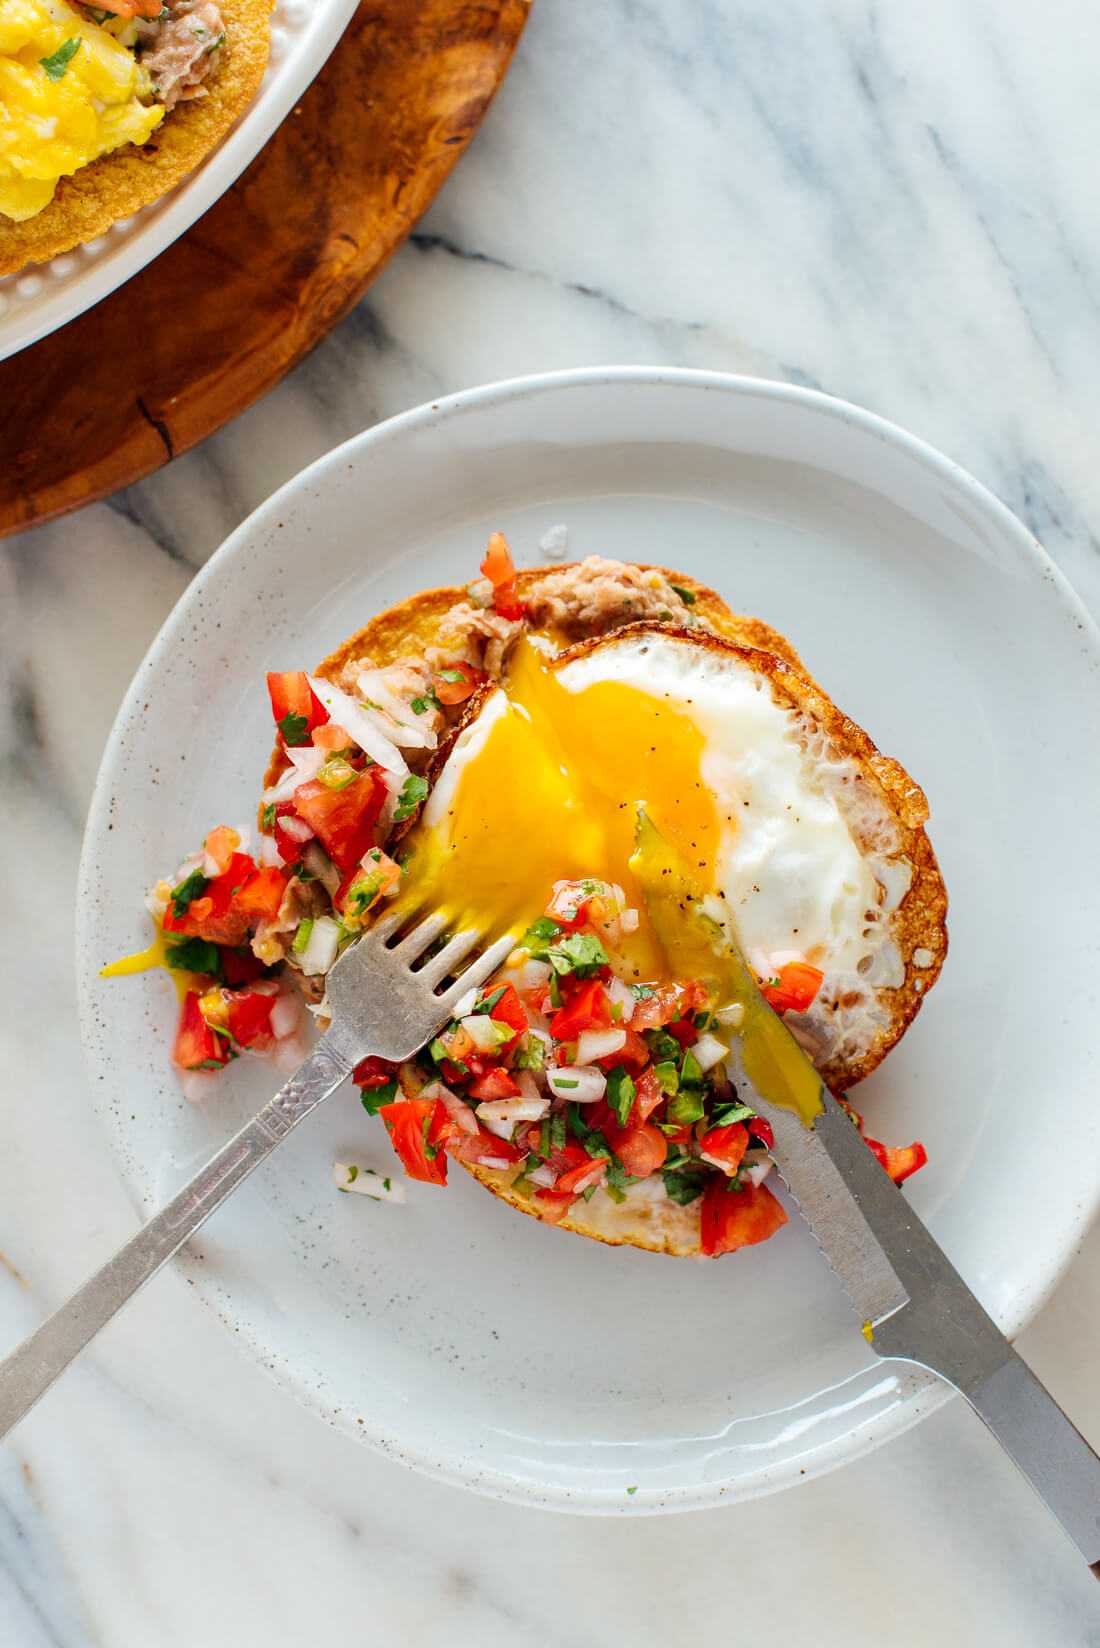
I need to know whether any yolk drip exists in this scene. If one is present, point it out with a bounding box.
[401,640,720,979]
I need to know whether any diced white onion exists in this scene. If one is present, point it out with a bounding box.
[422,1081,479,1135]
[607,978,636,1025]
[307,675,409,778]
[460,1014,511,1053]
[451,986,479,1019]
[503,957,552,994]
[257,834,282,868]
[333,1162,406,1202]
[691,1033,729,1073]
[263,744,326,804]
[178,1069,221,1103]
[547,1065,606,1103]
[740,1150,774,1188]
[515,1070,543,1103]
[619,908,640,934]
[355,669,437,750]
[576,1027,627,1063]
[475,1096,549,1138]
[268,990,301,1040]
[296,915,340,977]
[527,1162,559,1189]
[279,814,314,844]
[715,1003,745,1028]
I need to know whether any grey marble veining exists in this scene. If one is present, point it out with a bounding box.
[3,0,1100,1641]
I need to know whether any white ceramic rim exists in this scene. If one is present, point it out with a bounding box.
[75,366,1100,1511]
[0,0,360,361]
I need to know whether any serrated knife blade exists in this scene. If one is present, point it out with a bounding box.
[628,808,1100,1570]
[727,1024,1100,1573]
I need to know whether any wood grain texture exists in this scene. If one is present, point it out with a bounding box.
[0,0,531,537]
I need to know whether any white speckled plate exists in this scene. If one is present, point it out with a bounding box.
[0,0,359,361]
[76,368,1100,1510]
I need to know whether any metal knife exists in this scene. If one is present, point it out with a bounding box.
[631,812,1100,1572]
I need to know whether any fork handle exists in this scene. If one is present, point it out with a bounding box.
[0,1036,352,1443]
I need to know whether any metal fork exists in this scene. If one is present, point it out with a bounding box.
[0,910,515,1443]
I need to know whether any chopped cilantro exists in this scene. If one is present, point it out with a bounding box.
[606,1065,636,1128]
[360,1078,398,1114]
[514,1034,546,1071]
[662,1164,709,1205]
[261,803,277,833]
[646,1028,682,1063]
[395,847,416,876]
[475,985,507,1015]
[278,710,310,747]
[631,984,657,1001]
[548,971,562,1010]
[547,932,609,978]
[393,774,429,821]
[522,916,561,959]
[670,584,697,605]
[709,1101,756,1129]
[347,1165,359,1183]
[436,669,468,683]
[170,868,209,919]
[410,690,442,715]
[550,1114,567,1152]
[538,1118,551,1160]
[626,1486,638,1495]
[567,1102,615,1165]
[164,935,222,978]
[40,35,81,78]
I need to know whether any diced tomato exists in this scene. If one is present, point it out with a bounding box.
[335,849,401,923]
[266,671,329,746]
[482,982,528,1054]
[700,1177,788,1257]
[609,1122,667,1179]
[631,980,706,1030]
[599,1026,649,1072]
[760,961,825,1014]
[294,766,387,870]
[550,978,611,1041]
[447,1130,526,1169]
[431,662,486,706]
[468,1067,521,1102]
[555,1157,608,1195]
[223,989,274,1049]
[271,800,314,865]
[203,826,240,877]
[865,1136,928,1184]
[378,1097,449,1185]
[629,1066,665,1125]
[479,532,526,620]
[747,1115,774,1150]
[662,1121,694,1149]
[545,879,612,932]
[89,0,163,16]
[311,722,351,752]
[172,991,231,1071]
[162,853,286,947]
[219,947,266,987]
[698,1121,750,1175]
[665,1016,697,1049]
[532,1189,575,1224]
[352,1055,398,1089]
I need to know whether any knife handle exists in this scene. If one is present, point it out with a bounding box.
[960,1350,1100,1573]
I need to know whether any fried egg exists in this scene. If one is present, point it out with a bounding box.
[0,0,162,222]
[404,630,919,1078]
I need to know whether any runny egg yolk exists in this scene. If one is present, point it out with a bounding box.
[402,640,721,979]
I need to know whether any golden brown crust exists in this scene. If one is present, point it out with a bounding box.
[0,0,272,275]
[277,561,947,1254]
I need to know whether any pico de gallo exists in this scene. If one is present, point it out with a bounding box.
[110,532,927,1254]
[349,875,927,1257]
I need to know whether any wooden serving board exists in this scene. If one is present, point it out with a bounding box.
[0,0,531,537]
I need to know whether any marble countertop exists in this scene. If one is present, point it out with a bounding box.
[4,0,1100,1641]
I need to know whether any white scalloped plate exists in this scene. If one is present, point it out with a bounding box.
[0,0,358,360]
[76,369,1100,1510]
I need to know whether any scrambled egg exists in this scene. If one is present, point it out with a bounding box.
[0,0,162,221]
